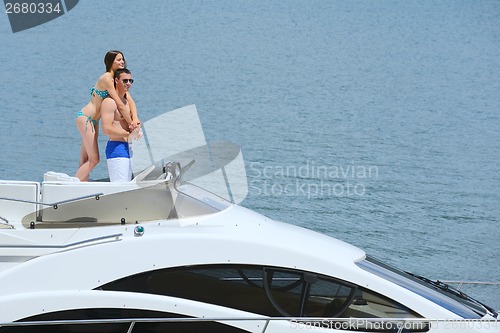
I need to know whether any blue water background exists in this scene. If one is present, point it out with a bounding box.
[0,1,499,309]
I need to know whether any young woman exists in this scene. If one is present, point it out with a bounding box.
[75,50,140,181]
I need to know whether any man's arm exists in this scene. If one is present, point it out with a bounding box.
[101,76,134,127]
[101,99,130,140]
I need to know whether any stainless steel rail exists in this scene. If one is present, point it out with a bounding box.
[441,280,500,291]
[0,192,104,208]
[1,317,499,332]
[0,233,122,249]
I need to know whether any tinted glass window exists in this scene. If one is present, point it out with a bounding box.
[307,274,356,317]
[100,265,281,316]
[357,256,483,319]
[99,264,422,319]
[0,308,249,333]
[263,268,356,317]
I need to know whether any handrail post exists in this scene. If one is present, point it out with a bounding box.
[261,318,271,333]
[126,320,135,333]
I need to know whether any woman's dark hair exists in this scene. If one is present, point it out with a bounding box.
[104,50,126,72]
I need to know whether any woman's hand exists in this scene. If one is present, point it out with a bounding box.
[129,119,141,131]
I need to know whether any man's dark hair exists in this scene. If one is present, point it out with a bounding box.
[114,68,131,80]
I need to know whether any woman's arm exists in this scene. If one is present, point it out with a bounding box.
[101,75,134,126]
[126,92,141,129]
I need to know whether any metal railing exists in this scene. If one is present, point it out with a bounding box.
[440,280,500,291]
[0,317,498,332]
[0,192,104,208]
[0,233,122,249]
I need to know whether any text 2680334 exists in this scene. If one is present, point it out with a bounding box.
[5,2,62,14]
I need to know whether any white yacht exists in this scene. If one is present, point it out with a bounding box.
[0,106,498,333]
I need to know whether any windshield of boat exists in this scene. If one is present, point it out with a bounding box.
[356,256,497,319]
[130,105,248,204]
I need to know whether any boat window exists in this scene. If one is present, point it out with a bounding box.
[1,308,250,333]
[98,264,423,320]
[261,268,357,317]
[357,256,484,319]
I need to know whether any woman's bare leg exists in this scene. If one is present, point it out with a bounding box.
[75,120,100,181]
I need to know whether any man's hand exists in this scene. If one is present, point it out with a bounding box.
[127,128,142,142]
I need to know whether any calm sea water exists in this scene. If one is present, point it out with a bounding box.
[0,1,499,309]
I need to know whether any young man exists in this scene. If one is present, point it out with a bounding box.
[101,68,141,182]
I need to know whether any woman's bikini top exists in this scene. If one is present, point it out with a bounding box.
[90,86,109,99]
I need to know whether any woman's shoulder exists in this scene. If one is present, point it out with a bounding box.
[97,72,113,84]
